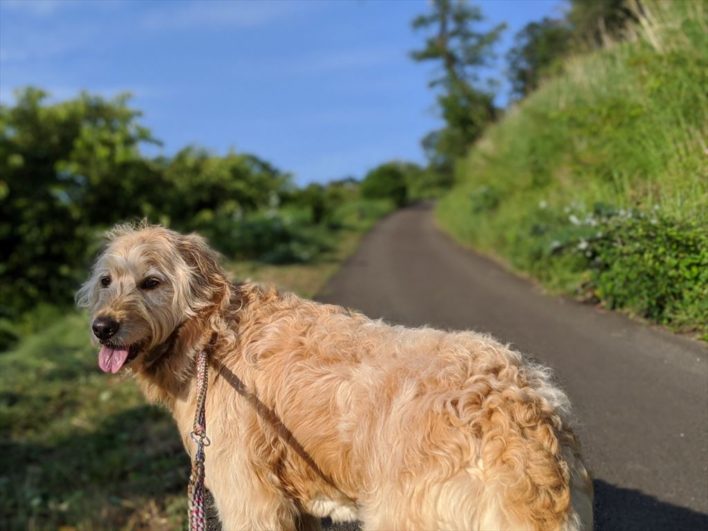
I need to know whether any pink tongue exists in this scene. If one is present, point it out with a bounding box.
[98,345,130,374]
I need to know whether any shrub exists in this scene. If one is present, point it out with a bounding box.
[584,212,707,329]
[195,210,332,265]
[361,162,409,207]
[516,203,707,330]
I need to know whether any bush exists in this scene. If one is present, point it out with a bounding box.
[361,162,409,207]
[585,212,707,329]
[195,210,332,265]
[511,203,708,333]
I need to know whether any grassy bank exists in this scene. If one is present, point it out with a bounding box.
[438,0,707,339]
[0,199,391,530]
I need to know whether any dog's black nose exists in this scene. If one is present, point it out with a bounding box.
[92,316,120,341]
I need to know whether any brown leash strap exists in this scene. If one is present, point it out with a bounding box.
[188,336,214,531]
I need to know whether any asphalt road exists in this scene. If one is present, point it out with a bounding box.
[317,203,708,531]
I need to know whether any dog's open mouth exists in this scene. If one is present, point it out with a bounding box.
[98,342,142,374]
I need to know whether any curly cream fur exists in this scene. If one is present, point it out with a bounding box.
[78,223,593,531]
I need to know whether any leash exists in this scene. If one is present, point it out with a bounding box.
[188,335,214,531]
[185,332,355,529]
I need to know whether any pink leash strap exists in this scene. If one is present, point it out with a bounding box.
[188,343,211,531]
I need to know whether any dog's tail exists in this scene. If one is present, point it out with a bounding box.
[469,379,593,531]
[430,355,593,531]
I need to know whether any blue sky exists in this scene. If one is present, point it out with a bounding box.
[0,0,564,184]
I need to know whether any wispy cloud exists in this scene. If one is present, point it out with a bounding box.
[0,24,96,64]
[282,48,403,76]
[1,0,125,17]
[140,0,315,31]
[0,83,160,106]
[1,0,68,17]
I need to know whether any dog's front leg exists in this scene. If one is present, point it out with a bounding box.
[206,454,302,531]
[295,513,323,531]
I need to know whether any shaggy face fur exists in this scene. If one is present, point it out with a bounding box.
[78,223,593,531]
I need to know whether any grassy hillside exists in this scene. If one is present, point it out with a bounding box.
[438,0,707,339]
[0,199,391,530]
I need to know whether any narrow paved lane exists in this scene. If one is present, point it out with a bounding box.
[318,203,708,530]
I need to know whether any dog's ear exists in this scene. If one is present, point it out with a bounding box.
[177,233,220,275]
[76,246,108,310]
[75,275,95,309]
[176,233,228,305]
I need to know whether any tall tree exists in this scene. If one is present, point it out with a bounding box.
[507,18,573,99]
[361,162,409,208]
[411,0,505,172]
[0,88,159,315]
[568,0,640,49]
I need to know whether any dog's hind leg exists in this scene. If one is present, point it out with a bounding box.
[357,470,487,531]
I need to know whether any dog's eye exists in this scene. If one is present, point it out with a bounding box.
[100,276,111,288]
[140,277,161,290]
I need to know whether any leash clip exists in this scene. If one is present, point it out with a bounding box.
[190,430,211,447]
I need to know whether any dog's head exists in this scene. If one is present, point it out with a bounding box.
[77,223,226,374]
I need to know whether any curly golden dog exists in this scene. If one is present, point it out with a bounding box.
[77,223,593,531]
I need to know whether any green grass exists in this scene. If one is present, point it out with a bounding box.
[0,313,188,530]
[238,199,394,297]
[438,0,707,339]
[0,199,393,530]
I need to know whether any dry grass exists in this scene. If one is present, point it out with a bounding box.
[234,229,365,299]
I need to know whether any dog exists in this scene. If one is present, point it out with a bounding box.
[77,222,593,531]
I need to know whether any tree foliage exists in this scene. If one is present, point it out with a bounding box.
[288,179,356,226]
[507,0,641,99]
[0,89,160,314]
[568,0,640,49]
[164,147,291,224]
[361,162,410,207]
[507,18,573,98]
[410,0,505,172]
[0,88,293,317]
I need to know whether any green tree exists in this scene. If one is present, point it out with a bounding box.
[0,88,159,315]
[164,147,291,228]
[297,183,328,224]
[507,18,573,99]
[361,162,409,207]
[0,88,293,318]
[411,0,505,172]
[568,0,640,49]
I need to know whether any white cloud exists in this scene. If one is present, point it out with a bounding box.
[1,0,67,16]
[1,0,124,17]
[282,48,403,76]
[140,0,315,31]
[0,83,159,105]
[0,21,98,64]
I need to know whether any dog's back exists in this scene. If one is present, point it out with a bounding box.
[236,287,593,530]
